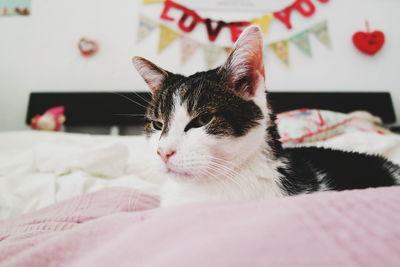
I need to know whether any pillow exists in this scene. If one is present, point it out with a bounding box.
[277,108,390,144]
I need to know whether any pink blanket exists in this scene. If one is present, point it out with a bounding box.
[1,186,399,267]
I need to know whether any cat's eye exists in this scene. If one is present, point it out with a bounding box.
[151,121,163,131]
[185,113,214,132]
[196,114,214,126]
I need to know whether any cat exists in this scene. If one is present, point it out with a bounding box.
[132,25,400,206]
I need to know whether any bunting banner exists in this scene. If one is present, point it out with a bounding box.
[289,30,312,56]
[136,15,159,44]
[158,24,181,53]
[181,35,201,64]
[145,0,330,42]
[136,15,331,69]
[251,14,275,34]
[0,0,31,16]
[310,20,331,47]
[269,40,289,66]
[203,44,224,69]
[143,0,165,3]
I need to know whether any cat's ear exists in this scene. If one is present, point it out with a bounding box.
[221,25,265,98]
[132,57,169,94]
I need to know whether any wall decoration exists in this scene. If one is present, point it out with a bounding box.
[158,24,181,53]
[137,14,159,44]
[203,44,224,69]
[269,40,290,66]
[78,38,99,57]
[289,30,312,56]
[310,20,331,47]
[181,36,201,64]
[154,0,330,42]
[136,15,332,69]
[352,21,385,56]
[251,14,275,34]
[0,0,31,16]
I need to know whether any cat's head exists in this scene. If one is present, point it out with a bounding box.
[133,26,271,183]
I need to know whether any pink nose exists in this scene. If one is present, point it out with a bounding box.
[157,148,176,163]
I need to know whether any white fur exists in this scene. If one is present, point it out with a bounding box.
[144,26,287,206]
[151,77,286,206]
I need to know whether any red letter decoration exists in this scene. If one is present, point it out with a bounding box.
[160,0,175,21]
[228,22,251,42]
[159,0,330,41]
[204,19,226,42]
[274,6,294,29]
[294,0,316,17]
[178,12,200,32]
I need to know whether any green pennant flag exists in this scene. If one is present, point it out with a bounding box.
[310,20,331,48]
[290,30,312,56]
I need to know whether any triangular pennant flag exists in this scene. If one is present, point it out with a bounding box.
[158,24,181,53]
[251,14,274,34]
[143,0,165,3]
[136,15,158,44]
[310,20,331,48]
[268,40,289,66]
[223,46,232,55]
[289,30,312,56]
[181,35,201,64]
[203,44,224,69]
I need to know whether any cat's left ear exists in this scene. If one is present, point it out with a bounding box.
[221,25,265,98]
[132,57,169,94]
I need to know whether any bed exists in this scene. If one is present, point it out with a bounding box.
[0,91,399,267]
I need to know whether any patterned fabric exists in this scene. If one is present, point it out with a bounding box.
[277,108,391,144]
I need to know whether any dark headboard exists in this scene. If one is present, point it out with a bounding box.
[26,91,396,126]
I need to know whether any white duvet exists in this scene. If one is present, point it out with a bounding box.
[1,130,400,219]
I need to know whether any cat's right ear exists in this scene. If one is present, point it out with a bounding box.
[132,57,169,94]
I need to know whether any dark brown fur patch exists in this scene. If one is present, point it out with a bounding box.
[145,67,265,138]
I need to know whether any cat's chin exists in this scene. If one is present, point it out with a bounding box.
[167,171,197,183]
[163,166,198,183]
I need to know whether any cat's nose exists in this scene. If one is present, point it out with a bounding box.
[157,148,176,163]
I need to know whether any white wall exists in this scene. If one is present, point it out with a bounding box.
[0,0,399,131]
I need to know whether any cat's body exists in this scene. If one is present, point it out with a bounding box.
[133,26,400,207]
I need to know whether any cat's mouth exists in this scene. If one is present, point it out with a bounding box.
[165,167,196,182]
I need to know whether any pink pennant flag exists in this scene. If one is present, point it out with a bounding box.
[181,35,201,64]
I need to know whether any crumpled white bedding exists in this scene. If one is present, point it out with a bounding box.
[1,130,400,220]
[0,131,163,219]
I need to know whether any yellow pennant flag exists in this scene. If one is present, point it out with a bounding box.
[158,25,181,53]
[251,14,274,34]
[143,0,165,3]
[268,40,289,66]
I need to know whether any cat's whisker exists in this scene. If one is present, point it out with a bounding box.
[198,169,229,198]
[185,158,250,197]
[207,161,259,197]
[131,91,152,106]
[112,92,148,109]
[112,113,145,117]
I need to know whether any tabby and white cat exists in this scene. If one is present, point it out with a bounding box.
[133,26,400,206]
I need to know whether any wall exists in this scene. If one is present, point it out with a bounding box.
[0,0,399,131]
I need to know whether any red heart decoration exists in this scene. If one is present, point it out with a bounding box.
[78,38,98,57]
[352,31,385,56]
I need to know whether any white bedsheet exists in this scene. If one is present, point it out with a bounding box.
[0,131,163,219]
[1,130,400,219]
